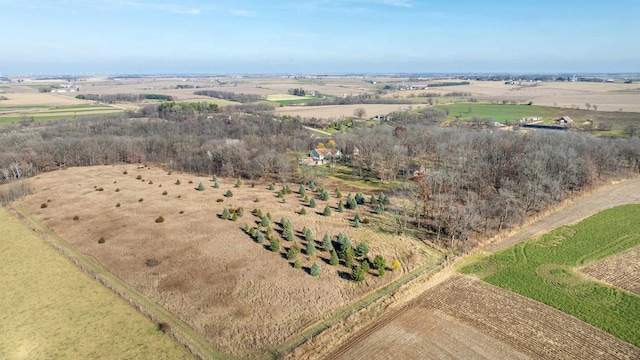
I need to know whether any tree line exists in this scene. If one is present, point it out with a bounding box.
[75,93,174,103]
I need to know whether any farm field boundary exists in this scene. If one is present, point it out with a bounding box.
[10,205,227,360]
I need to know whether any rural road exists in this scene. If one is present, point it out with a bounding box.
[485,176,640,252]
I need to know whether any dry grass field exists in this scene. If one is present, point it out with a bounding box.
[14,165,435,358]
[580,246,640,295]
[275,104,422,119]
[326,275,640,360]
[0,207,191,360]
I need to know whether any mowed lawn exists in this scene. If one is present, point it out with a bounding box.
[461,204,640,347]
[0,207,191,360]
[436,103,556,123]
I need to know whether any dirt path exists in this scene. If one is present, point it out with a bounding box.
[485,176,640,252]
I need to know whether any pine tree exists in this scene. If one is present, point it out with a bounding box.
[221,208,230,219]
[268,183,275,190]
[284,227,295,242]
[255,231,265,243]
[286,243,301,260]
[337,200,345,213]
[305,228,314,242]
[355,242,369,258]
[225,189,233,197]
[351,264,366,282]
[355,192,365,204]
[294,259,302,268]
[309,198,317,208]
[231,213,238,222]
[175,179,181,185]
[260,215,270,227]
[300,207,307,215]
[323,206,332,216]
[212,175,218,182]
[306,241,316,256]
[373,255,386,276]
[213,180,219,188]
[236,178,242,187]
[334,188,342,198]
[371,194,377,203]
[310,262,321,276]
[197,182,205,191]
[320,188,329,201]
[269,238,280,252]
[303,194,309,203]
[354,217,361,228]
[299,184,306,197]
[329,250,339,265]
[322,233,333,251]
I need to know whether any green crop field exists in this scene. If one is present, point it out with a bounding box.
[461,204,640,347]
[435,103,557,123]
[0,207,191,360]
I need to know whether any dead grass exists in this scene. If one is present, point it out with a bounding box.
[15,165,434,358]
[0,207,191,360]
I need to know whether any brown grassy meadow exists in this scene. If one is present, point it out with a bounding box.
[15,165,433,358]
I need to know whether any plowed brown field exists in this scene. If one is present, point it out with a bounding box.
[326,276,640,360]
[581,246,640,295]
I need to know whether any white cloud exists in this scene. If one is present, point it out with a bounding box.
[230,9,257,17]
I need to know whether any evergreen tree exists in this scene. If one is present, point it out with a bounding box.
[334,188,342,198]
[212,175,218,182]
[294,259,302,268]
[260,215,270,227]
[375,204,383,214]
[213,180,219,188]
[236,178,242,187]
[322,233,333,251]
[371,194,377,203]
[299,184,306,197]
[286,243,300,260]
[355,192,365,204]
[323,206,332,216]
[225,189,233,197]
[303,194,309,202]
[306,241,316,256]
[300,207,307,215]
[355,242,370,258]
[231,213,238,222]
[354,213,361,223]
[320,188,329,201]
[175,179,181,185]
[347,194,357,209]
[337,200,345,213]
[329,250,339,265]
[354,218,361,228]
[197,182,205,191]
[268,183,275,190]
[255,231,265,243]
[305,228,314,242]
[269,238,280,252]
[309,198,317,208]
[351,264,366,282]
[221,208,230,219]
[310,262,321,276]
[373,255,387,276]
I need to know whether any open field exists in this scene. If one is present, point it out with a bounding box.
[435,103,556,123]
[461,204,640,346]
[581,246,640,295]
[0,207,191,360]
[275,104,422,119]
[326,275,640,360]
[14,165,437,358]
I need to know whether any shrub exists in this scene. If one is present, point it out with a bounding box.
[310,262,321,276]
[294,259,302,269]
[95,187,104,191]
[197,182,205,191]
[123,170,128,174]
[177,195,182,198]
[392,259,401,271]
[361,217,370,224]
[221,208,230,219]
[145,258,159,267]
[139,198,144,202]
[329,250,339,265]
[374,255,387,276]
[323,206,332,216]
[300,207,307,215]
[254,198,260,202]
[282,197,287,204]
[40,203,47,208]
[309,198,317,208]
[98,237,105,244]
[175,179,181,185]
[269,238,280,252]
[216,198,224,203]
[162,191,168,195]
[116,203,121,207]
[188,180,193,184]
[277,190,284,198]
[148,180,153,185]
[115,188,120,192]
[235,178,243,187]
[267,183,274,191]
[225,190,233,197]
[136,175,142,180]
[236,208,244,217]
[179,210,184,214]
[73,215,79,221]
[167,170,172,175]
[155,216,165,223]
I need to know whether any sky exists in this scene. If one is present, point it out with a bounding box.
[0,0,638,75]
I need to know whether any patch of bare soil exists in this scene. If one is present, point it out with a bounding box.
[16,165,430,358]
[325,276,640,360]
[580,246,640,295]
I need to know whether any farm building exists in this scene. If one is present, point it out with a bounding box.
[556,116,574,125]
[310,148,342,164]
